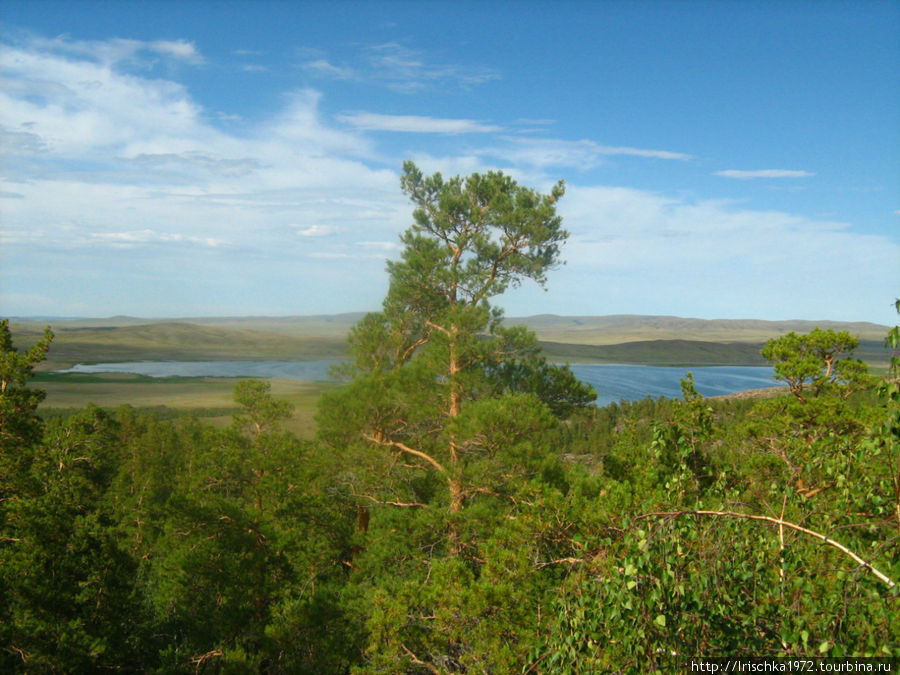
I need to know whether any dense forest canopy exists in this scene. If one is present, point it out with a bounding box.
[0,167,897,673]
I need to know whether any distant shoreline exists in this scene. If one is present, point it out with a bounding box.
[708,385,789,401]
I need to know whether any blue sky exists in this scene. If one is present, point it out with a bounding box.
[1,0,898,323]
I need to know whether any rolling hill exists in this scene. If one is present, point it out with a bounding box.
[9,313,893,369]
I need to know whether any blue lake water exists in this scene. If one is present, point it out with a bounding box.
[569,364,777,406]
[60,360,341,381]
[58,360,778,406]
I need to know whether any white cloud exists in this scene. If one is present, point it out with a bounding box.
[308,252,352,259]
[261,89,373,157]
[148,40,203,64]
[486,137,692,169]
[298,43,500,94]
[0,127,45,153]
[531,184,900,320]
[307,244,397,260]
[597,145,693,160]
[14,34,203,67]
[128,152,260,177]
[715,169,815,179]
[365,42,500,92]
[356,240,402,251]
[473,136,693,170]
[301,59,356,79]
[296,225,337,237]
[1,41,211,158]
[88,229,225,248]
[338,112,501,134]
[404,138,693,186]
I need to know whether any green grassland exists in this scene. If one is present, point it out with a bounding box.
[13,314,892,436]
[14,321,347,370]
[507,314,890,344]
[33,372,334,439]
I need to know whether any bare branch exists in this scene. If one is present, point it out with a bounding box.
[10,645,26,663]
[400,643,440,674]
[535,556,583,569]
[191,649,223,668]
[354,493,427,508]
[424,319,451,337]
[363,432,447,474]
[397,335,430,365]
[636,509,896,589]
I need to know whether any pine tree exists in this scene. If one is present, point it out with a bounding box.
[318,162,594,532]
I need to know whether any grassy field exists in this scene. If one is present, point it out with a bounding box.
[13,321,347,371]
[34,372,335,439]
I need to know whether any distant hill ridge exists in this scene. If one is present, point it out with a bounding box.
[504,314,890,345]
[10,313,892,370]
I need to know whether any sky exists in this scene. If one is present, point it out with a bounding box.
[1,0,898,323]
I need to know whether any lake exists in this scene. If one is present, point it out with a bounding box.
[57,360,779,407]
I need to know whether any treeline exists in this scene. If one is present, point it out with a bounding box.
[2,163,898,672]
